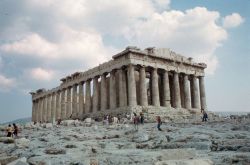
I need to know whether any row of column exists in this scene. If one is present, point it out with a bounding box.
[32,65,206,122]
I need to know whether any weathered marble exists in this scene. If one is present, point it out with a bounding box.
[30,47,207,122]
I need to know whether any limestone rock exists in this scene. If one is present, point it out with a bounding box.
[7,157,28,165]
[62,120,75,126]
[43,123,53,128]
[0,156,18,165]
[44,148,66,154]
[15,138,30,149]
[155,159,213,165]
[0,137,15,144]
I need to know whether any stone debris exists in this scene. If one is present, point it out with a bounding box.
[15,138,30,149]
[0,116,250,165]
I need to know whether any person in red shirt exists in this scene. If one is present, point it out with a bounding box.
[156,116,162,131]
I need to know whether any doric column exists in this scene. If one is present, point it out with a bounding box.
[38,99,42,122]
[72,84,78,119]
[78,82,84,119]
[163,70,171,107]
[55,91,61,120]
[35,100,39,122]
[173,72,181,108]
[43,96,47,122]
[92,76,99,112]
[191,75,200,109]
[152,68,160,106]
[85,79,91,113]
[66,86,72,119]
[61,89,66,120]
[47,95,51,122]
[101,74,107,110]
[109,70,117,109]
[128,65,137,106]
[32,101,35,122]
[199,76,206,110]
[51,93,56,123]
[118,69,125,107]
[183,74,191,109]
[139,66,148,106]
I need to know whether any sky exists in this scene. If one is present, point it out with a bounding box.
[0,0,249,123]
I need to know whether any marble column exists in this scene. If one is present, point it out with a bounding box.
[43,96,47,122]
[35,101,39,122]
[66,86,72,119]
[191,76,200,109]
[101,74,107,110]
[139,66,148,106]
[32,101,35,122]
[173,72,181,108]
[78,82,84,119]
[199,76,206,110]
[47,95,51,122]
[109,70,117,109]
[55,91,61,120]
[118,69,125,107]
[152,68,160,106]
[61,89,66,120]
[38,99,43,122]
[163,70,171,108]
[183,74,191,109]
[51,93,56,123]
[72,84,78,119]
[92,76,99,112]
[128,65,137,106]
[85,79,91,113]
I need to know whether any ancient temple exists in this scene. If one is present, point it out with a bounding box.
[30,46,207,123]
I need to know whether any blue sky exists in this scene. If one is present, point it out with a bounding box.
[0,0,249,123]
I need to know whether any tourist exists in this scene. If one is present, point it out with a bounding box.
[202,111,208,122]
[57,118,62,125]
[6,124,13,137]
[156,116,162,131]
[140,112,144,124]
[13,123,18,137]
[133,113,139,131]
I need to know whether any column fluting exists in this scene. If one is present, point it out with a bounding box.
[60,89,66,120]
[72,84,78,119]
[139,66,148,106]
[109,71,117,109]
[66,86,72,119]
[183,74,191,109]
[85,79,91,113]
[101,74,107,110]
[173,72,181,108]
[78,82,84,119]
[152,68,160,106]
[128,65,137,106]
[163,70,171,108]
[92,76,99,112]
[199,76,206,110]
[192,75,200,109]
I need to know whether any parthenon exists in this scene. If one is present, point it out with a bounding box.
[30,46,207,123]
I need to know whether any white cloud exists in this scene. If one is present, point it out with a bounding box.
[0,75,16,92]
[30,68,54,81]
[0,25,117,68]
[223,13,244,28]
[123,7,228,75]
[1,33,58,58]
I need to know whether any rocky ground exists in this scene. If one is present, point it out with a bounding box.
[0,116,250,165]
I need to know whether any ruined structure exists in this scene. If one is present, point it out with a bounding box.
[30,47,207,123]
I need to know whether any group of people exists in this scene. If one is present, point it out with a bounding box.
[6,123,18,138]
[133,112,162,131]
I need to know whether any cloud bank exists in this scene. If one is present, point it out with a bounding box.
[0,0,244,92]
